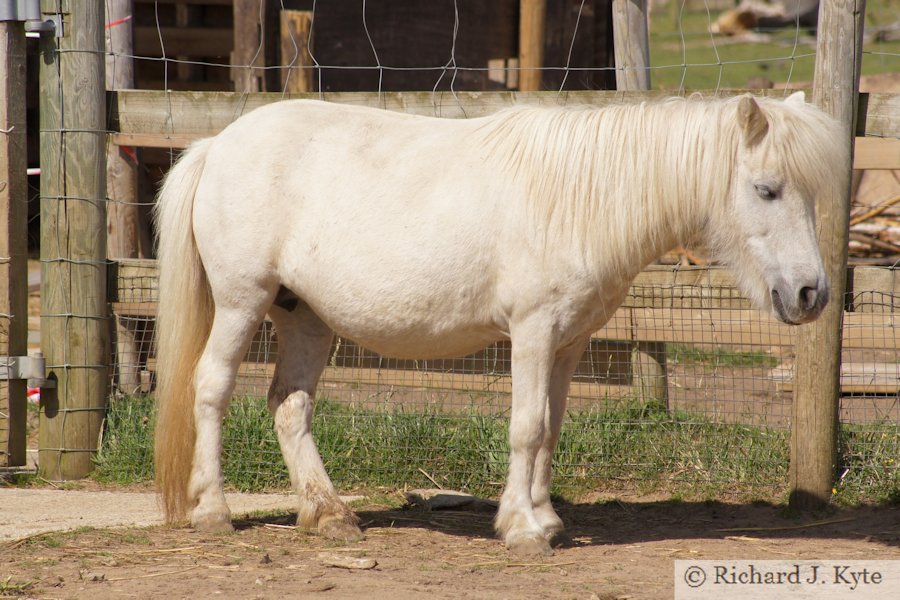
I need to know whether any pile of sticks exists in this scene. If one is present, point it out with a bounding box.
[848,194,900,265]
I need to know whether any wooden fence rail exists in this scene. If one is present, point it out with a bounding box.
[109,260,900,402]
[109,89,900,172]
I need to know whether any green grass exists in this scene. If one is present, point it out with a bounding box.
[648,4,900,91]
[93,394,898,504]
[668,343,780,368]
[836,421,900,505]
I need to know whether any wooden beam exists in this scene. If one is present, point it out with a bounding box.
[851,266,900,313]
[105,0,145,401]
[106,0,142,260]
[280,10,314,94]
[0,20,28,468]
[774,362,900,395]
[110,89,899,147]
[791,0,866,511]
[105,0,144,398]
[858,90,900,138]
[232,0,278,92]
[854,137,900,170]
[612,0,651,90]
[39,1,109,481]
[110,265,900,353]
[518,0,546,92]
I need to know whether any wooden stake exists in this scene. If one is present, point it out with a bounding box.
[39,1,109,480]
[233,0,278,92]
[0,20,28,467]
[280,10,314,94]
[612,0,651,91]
[518,0,546,92]
[790,0,866,510]
[105,0,142,394]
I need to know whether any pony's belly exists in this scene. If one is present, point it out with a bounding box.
[328,320,505,361]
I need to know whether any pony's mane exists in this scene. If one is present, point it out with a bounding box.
[477,95,846,278]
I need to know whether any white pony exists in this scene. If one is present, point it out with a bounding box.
[154,92,845,556]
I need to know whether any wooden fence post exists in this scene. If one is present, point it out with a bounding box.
[233,0,279,93]
[790,0,866,509]
[0,18,28,468]
[106,0,143,394]
[280,9,314,93]
[612,0,651,91]
[518,0,546,92]
[38,1,109,480]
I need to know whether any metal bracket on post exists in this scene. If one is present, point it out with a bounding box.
[0,0,60,37]
[0,352,55,388]
[25,15,60,37]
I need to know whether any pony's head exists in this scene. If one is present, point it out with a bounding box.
[711,92,847,325]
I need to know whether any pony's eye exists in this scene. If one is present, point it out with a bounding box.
[755,184,778,200]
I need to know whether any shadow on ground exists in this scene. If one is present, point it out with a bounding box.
[235,498,900,549]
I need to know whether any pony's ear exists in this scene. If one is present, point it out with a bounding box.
[737,95,769,147]
[786,91,806,105]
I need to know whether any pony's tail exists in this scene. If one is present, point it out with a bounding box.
[153,138,215,526]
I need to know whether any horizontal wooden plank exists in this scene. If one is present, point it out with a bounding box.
[124,81,235,93]
[112,133,194,149]
[851,267,900,313]
[143,356,635,400]
[109,90,682,139]
[773,362,900,394]
[854,137,900,170]
[627,266,748,309]
[111,90,899,168]
[611,308,900,351]
[321,366,628,401]
[108,258,900,316]
[594,307,797,347]
[859,92,900,139]
[112,301,157,318]
[111,89,849,137]
[111,300,900,352]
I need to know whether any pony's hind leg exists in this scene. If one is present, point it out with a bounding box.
[190,305,269,532]
[267,300,362,541]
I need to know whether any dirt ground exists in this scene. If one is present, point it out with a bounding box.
[2,486,898,600]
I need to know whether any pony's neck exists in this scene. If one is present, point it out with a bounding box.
[484,101,736,279]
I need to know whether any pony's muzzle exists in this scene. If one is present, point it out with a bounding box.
[771,278,829,325]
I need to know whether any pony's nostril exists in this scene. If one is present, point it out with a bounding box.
[799,286,817,311]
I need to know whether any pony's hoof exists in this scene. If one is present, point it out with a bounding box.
[318,518,364,542]
[192,514,234,534]
[507,533,554,557]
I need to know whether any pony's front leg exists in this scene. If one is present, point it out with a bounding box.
[531,335,590,542]
[495,329,556,556]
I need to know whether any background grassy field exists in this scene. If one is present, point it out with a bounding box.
[649,2,899,90]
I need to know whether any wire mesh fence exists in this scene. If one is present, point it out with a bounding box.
[13,1,897,499]
[105,260,900,499]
